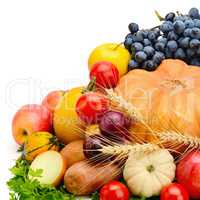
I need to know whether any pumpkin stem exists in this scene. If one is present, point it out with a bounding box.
[146,164,155,173]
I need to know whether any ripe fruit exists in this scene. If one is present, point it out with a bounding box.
[24,131,58,161]
[41,90,64,113]
[60,140,85,168]
[100,181,130,200]
[161,183,189,200]
[53,87,85,144]
[29,151,67,186]
[12,104,52,145]
[99,110,131,140]
[76,92,109,124]
[176,150,200,199]
[128,23,139,33]
[88,43,131,77]
[89,61,119,89]
[124,8,200,71]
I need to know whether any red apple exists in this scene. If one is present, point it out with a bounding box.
[176,151,200,199]
[42,90,64,113]
[12,104,53,145]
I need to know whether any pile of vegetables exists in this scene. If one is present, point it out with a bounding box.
[8,7,200,200]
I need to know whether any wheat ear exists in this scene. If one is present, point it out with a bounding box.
[100,143,160,157]
[157,131,200,149]
[106,89,200,151]
[106,89,143,121]
[106,89,157,139]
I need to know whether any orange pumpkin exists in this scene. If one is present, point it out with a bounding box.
[116,59,200,141]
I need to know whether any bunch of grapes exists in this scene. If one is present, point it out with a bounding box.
[124,7,200,71]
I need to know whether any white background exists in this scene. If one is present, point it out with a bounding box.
[1,0,200,199]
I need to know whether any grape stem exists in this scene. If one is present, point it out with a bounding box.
[155,10,164,21]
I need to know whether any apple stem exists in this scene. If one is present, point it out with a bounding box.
[113,42,123,51]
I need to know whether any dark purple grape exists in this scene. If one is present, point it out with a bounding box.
[147,31,156,41]
[128,60,139,70]
[194,19,200,28]
[158,37,168,44]
[143,60,157,71]
[143,38,152,46]
[99,110,131,140]
[165,48,173,58]
[184,19,195,28]
[131,42,143,52]
[165,12,175,21]
[190,39,200,48]
[174,48,186,59]
[154,42,165,52]
[140,30,149,38]
[189,8,200,19]
[143,46,155,58]
[135,31,144,42]
[166,40,178,52]
[153,28,161,37]
[190,27,200,39]
[184,28,192,37]
[173,20,185,34]
[160,21,174,33]
[167,31,179,40]
[135,51,147,63]
[128,23,139,33]
[186,48,196,58]
[153,51,165,64]
[190,58,200,66]
[124,37,133,49]
[179,37,190,48]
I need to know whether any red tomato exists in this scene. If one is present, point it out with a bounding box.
[100,181,129,200]
[176,151,200,199]
[90,61,119,89]
[160,183,189,200]
[76,92,109,124]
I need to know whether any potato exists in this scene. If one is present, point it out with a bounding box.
[64,161,121,195]
[29,151,67,186]
[60,140,85,168]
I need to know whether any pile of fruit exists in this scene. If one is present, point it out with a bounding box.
[8,7,200,200]
[125,8,200,71]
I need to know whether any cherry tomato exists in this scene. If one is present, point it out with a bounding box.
[76,92,109,124]
[100,181,130,200]
[90,61,119,89]
[161,183,189,200]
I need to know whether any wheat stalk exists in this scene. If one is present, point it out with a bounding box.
[106,89,200,151]
[157,131,200,149]
[101,143,160,157]
[106,89,143,121]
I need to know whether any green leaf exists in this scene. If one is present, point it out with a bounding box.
[28,168,43,178]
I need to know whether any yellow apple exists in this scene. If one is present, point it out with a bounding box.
[53,87,85,144]
[88,43,131,77]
